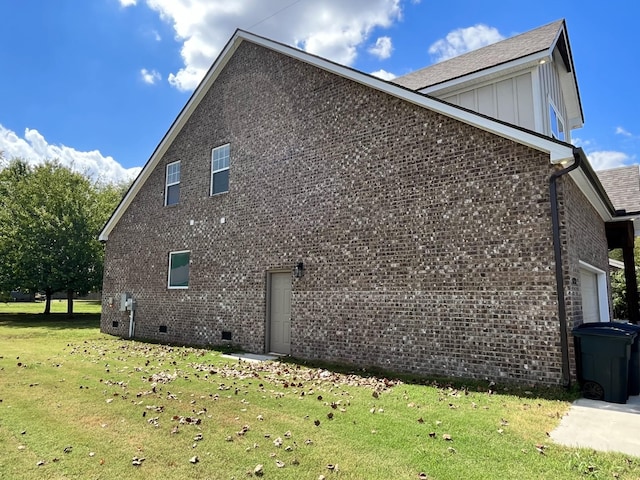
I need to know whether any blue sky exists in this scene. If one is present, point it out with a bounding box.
[0,0,638,183]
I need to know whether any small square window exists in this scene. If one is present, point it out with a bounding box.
[211,144,230,195]
[168,250,190,288]
[165,161,180,206]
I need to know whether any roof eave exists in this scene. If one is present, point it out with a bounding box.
[99,29,589,240]
[416,50,552,95]
[99,31,245,241]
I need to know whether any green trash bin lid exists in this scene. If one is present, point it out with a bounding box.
[572,326,637,343]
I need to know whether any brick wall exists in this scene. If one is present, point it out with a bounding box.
[560,174,610,382]
[101,40,598,386]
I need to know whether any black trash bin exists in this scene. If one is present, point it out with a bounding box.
[572,325,636,404]
[575,322,640,396]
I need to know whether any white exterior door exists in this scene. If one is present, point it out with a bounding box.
[580,268,600,323]
[269,272,291,354]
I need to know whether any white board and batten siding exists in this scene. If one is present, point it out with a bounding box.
[439,72,536,133]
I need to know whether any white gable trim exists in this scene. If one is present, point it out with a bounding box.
[418,50,551,97]
[99,29,586,241]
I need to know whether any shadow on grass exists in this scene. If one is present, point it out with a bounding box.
[0,313,100,329]
[263,354,582,403]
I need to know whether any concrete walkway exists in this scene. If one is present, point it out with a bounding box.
[220,352,279,363]
[550,395,640,457]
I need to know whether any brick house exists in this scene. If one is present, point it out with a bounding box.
[99,19,637,387]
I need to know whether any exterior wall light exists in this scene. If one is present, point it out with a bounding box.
[293,261,305,278]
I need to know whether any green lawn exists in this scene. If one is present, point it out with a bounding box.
[0,312,639,479]
[0,300,102,315]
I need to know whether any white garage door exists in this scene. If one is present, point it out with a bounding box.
[580,268,600,323]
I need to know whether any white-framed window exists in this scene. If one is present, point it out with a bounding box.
[165,161,181,206]
[211,144,230,195]
[168,250,190,289]
[548,101,565,141]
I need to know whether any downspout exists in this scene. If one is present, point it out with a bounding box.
[549,148,581,388]
[128,308,135,339]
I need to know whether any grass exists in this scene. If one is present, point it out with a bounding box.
[0,299,102,315]
[1,310,639,479]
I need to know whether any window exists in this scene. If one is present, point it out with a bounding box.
[211,144,230,195]
[548,102,565,141]
[165,161,180,206]
[168,250,190,288]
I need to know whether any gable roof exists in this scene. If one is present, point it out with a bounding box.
[393,19,583,131]
[597,165,640,214]
[99,28,606,241]
[394,19,566,91]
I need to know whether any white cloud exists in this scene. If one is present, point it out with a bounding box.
[371,69,396,81]
[428,24,504,63]
[369,36,393,59]
[119,0,137,6]
[616,126,633,137]
[0,124,140,184]
[140,68,161,85]
[141,0,402,91]
[587,150,634,171]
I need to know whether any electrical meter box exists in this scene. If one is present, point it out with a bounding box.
[120,293,131,312]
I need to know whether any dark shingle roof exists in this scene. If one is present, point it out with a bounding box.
[596,165,640,214]
[393,19,564,91]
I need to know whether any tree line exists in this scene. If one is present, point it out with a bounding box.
[0,155,127,315]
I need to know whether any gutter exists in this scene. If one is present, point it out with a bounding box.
[549,148,581,388]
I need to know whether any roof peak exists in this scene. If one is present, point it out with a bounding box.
[394,19,566,91]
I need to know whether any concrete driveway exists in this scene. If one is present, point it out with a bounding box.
[550,395,640,457]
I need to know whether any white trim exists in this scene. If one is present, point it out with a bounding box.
[164,160,180,207]
[579,260,610,322]
[568,167,613,221]
[210,143,230,196]
[531,67,544,134]
[548,97,565,141]
[99,29,592,241]
[419,51,551,97]
[168,250,190,289]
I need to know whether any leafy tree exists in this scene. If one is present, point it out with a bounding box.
[611,269,629,320]
[609,246,640,320]
[0,159,125,315]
